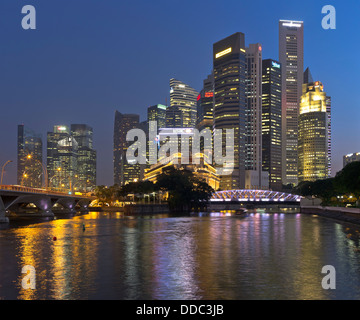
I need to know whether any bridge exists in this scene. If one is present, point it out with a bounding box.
[0,185,95,223]
[209,189,302,211]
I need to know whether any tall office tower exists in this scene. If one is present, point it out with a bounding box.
[196,72,214,131]
[169,78,198,128]
[165,106,183,128]
[213,32,246,190]
[244,44,268,189]
[47,125,78,190]
[196,72,214,157]
[113,111,140,186]
[326,96,332,176]
[279,20,304,186]
[262,59,282,191]
[70,124,97,192]
[17,125,43,188]
[298,81,329,182]
[148,104,167,131]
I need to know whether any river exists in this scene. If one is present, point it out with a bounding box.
[0,210,360,300]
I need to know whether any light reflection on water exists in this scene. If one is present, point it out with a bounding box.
[0,211,360,299]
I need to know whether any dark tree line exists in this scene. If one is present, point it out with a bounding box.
[294,161,360,206]
[94,167,214,212]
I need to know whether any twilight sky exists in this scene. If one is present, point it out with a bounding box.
[0,0,359,186]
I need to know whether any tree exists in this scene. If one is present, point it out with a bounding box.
[334,161,360,206]
[156,167,214,212]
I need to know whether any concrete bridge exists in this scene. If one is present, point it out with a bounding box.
[0,185,95,223]
[209,189,302,211]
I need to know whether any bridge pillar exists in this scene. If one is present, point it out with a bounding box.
[55,198,77,214]
[0,196,9,223]
[76,199,91,212]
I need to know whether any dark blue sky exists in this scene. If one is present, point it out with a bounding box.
[0,0,359,186]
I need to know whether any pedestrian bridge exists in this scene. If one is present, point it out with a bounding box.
[209,189,302,209]
[0,185,95,223]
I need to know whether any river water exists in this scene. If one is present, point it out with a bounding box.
[0,210,360,300]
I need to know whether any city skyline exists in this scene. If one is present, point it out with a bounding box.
[0,0,359,186]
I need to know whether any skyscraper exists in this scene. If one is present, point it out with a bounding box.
[196,72,214,157]
[262,59,282,190]
[213,32,246,190]
[17,125,43,188]
[279,20,304,186]
[169,78,198,128]
[113,111,140,186]
[71,124,97,192]
[47,125,78,190]
[245,43,268,189]
[298,81,329,182]
[196,72,214,132]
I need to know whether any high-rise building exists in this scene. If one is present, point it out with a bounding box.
[17,125,43,188]
[262,59,282,190]
[196,72,214,157]
[113,111,140,186]
[245,43,268,189]
[169,78,198,128]
[298,81,329,182]
[165,106,183,128]
[47,125,78,190]
[213,32,247,190]
[279,20,304,186]
[326,96,332,176]
[71,124,97,192]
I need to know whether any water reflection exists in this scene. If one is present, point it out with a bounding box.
[0,211,360,299]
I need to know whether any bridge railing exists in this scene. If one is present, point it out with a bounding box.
[211,189,302,202]
[0,185,93,198]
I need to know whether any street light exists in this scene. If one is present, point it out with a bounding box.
[21,173,28,186]
[49,167,62,189]
[26,154,48,190]
[1,160,13,186]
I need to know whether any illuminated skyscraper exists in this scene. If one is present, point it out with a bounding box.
[213,32,246,190]
[298,81,329,182]
[245,43,268,189]
[113,111,140,186]
[196,72,214,157]
[169,78,198,128]
[279,19,304,186]
[47,125,78,190]
[17,125,43,188]
[71,124,97,192]
[262,59,282,190]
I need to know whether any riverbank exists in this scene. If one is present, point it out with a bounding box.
[301,206,360,225]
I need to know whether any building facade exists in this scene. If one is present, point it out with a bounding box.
[47,125,78,191]
[298,81,329,182]
[71,124,97,192]
[17,125,43,188]
[213,32,247,190]
[279,20,304,186]
[245,43,268,189]
[169,78,199,128]
[262,59,282,190]
[114,111,141,186]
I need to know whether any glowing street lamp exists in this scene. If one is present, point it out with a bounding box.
[0,160,13,186]
[26,154,48,190]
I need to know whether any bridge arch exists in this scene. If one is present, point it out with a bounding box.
[211,189,302,203]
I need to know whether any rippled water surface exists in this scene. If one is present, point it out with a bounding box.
[1,211,360,300]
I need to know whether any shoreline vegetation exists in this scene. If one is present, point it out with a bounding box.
[92,167,214,213]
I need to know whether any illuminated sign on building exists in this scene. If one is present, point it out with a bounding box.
[271,61,280,69]
[215,47,232,59]
[205,92,214,98]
